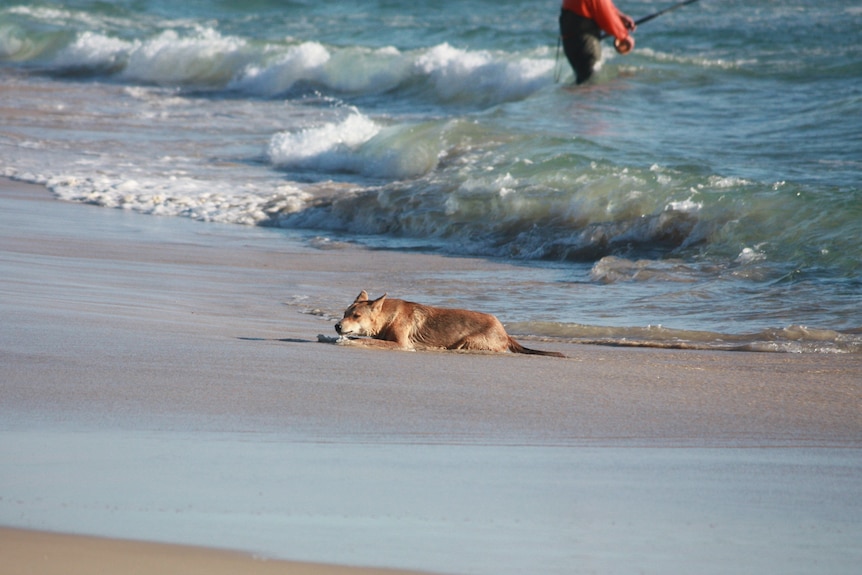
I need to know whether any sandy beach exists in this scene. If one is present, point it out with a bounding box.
[0,527,431,575]
[2,177,861,574]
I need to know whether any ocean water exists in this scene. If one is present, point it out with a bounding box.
[1,0,860,352]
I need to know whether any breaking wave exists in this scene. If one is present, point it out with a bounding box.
[0,14,553,107]
[267,112,445,180]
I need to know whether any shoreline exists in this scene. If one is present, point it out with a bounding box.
[2,177,861,574]
[2,177,859,446]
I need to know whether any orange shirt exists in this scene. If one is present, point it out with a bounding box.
[562,0,630,41]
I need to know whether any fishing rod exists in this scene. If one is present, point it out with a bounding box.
[600,0,700,40]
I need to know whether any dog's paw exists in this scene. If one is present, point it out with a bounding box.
[318,334,352,345]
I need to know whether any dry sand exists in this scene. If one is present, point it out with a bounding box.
[0,527,431,575]
[2,177,861,574]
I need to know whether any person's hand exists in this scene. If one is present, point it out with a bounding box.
[620,14,636,32]
[614,36,635,55]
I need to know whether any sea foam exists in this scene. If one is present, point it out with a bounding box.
[415,43,553,104]
[56,31,134,71]
[268,112,381,172]
[123,28,250,86]
[268,112,442,179]
[232,41,330,96]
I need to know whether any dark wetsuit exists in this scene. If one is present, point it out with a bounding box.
[559,10,602,84]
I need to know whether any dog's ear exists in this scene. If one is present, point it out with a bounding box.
[371,293,387,311]
[354,290,369,303]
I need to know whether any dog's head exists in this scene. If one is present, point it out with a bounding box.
[335,290,387,337]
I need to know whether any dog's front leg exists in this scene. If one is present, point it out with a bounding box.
[345,337,413,351]
[316,334,377,346]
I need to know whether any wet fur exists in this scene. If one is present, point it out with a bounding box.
[332,291,565,358]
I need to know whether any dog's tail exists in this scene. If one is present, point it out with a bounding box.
[507,337,566,358]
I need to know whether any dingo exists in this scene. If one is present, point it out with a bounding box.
[323,291,565,358]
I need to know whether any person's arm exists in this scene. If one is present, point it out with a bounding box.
[592,0,636,53]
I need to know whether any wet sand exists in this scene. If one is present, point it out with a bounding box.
[2,177,861,574]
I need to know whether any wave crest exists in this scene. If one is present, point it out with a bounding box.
[1,11,553,106]
[415,43,553,104]
[268,112,445,179]
[123,27,250,86]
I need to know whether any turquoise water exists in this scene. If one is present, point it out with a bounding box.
[2,0,860,351]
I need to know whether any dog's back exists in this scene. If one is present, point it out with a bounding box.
[403,300,511,351]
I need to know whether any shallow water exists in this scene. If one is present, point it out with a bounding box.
[1,0,860,351]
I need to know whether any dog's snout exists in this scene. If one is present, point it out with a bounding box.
[335,322,343,334]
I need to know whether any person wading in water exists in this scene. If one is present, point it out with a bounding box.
[559,0,636,84]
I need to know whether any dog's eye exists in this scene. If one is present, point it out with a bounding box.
[352,313,361,319]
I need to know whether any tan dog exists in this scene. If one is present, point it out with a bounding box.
[325,291,565,358]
